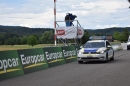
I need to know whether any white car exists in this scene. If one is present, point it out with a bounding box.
[78,39,114,63]
[127,39,130,50]
[127,36,130,50]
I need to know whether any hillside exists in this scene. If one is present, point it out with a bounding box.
[0,25,130,36]
[86,27,130,36]
[0,25,54,36]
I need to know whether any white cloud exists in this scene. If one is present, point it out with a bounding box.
[0,0,130,29]
[96,24,120,29]
[0,10,54,28]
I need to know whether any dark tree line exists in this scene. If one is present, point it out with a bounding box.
[0,25,54,45]
[87,27,130,36]
[0,31,54,46]
[0,25,130,46]
[0,25,53,36]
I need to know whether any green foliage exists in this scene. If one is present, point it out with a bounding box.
[0,25,53,36]
[12,36,21,45]
[0,41,2,45]
[27,35,38,47]
[113,32,120,40]
[113,28,130,42]
[5,38,15,46]
[81,30,90,44]
[87,27,130,35]
[21,36,28,44]
[120,33,125,42]
[39,31,54,44]
[122,28,129,42]
[0,34,6,45]
[0,25,130,45]
[32,34,41,44]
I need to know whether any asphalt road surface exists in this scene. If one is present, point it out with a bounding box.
[0,50,130,86]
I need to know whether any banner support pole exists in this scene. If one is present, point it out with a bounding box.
[54,0,57,46]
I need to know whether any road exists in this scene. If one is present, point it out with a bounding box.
[0,50,130,86]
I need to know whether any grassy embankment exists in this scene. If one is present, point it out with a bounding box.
[0,44,55,51]
[110,42,121,45]
[0,42,121,51]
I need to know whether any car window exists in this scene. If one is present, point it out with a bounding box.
[128,39,130,42]
[106,41,110,47]
[84,42,105,48]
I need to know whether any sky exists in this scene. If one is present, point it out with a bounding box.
[0,0,130,29]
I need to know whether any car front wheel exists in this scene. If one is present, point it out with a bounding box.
[78,61,83,64]
[127,46,129,50]
[105,53,108,63]
[110,52,114,61]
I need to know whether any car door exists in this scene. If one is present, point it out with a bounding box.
[106,41,113,58]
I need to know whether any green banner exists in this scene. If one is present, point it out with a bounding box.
[61,46,77,63]
[0,50,24,81]
[74,45,80,57]
[17,48,48,74]
[43,47,66,67]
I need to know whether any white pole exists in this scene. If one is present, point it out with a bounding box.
[54,0,57,46]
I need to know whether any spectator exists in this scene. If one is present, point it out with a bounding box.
[69,13,77,26]
[65,13,70,26]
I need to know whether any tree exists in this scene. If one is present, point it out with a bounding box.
[114,29,130,42]
[118,33,123,42]
[81,30,90,44]
[21,36,28,44]
[5,38,15,46]
[32,34,41,44]
[17,37,21,45]
[27,35,38,47]
[12,36,21,45]
[122,28,129,42]
[113,31,120,40]
[39,31,54,44]
[0,34,6,45]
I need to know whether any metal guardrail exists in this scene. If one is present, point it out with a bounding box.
[56,20,81,27]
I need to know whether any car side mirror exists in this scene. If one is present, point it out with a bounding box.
[107,45,112,48]
[80,46,83,48]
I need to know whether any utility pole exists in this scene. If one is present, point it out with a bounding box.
[54,0,57,46]
[128,0,130,8]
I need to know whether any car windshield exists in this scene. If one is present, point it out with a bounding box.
[84,42,105,48]
[128,39,130,42]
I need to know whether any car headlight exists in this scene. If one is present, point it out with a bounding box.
[78,51,83,54]
[100,51,104,54]
[97,51,105,54]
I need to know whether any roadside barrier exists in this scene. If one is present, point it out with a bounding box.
[0,46,80,81]
[0,50,24,81]
[43,46,66,67]
[121,43,127,50]
[17,48,49,74]
[61,46,77,63]
[112,45,123,51]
